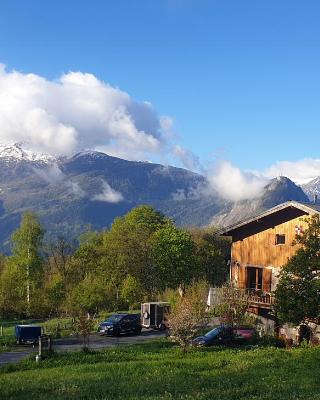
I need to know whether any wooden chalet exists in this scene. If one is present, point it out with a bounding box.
[222,200,320,315]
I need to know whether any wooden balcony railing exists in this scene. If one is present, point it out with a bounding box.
[207,287,276,310]
[248,292,275,308]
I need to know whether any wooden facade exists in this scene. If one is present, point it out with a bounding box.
[222,201,320,309]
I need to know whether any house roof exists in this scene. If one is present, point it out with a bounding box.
[221,201,320,236]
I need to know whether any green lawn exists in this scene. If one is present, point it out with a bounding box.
[0,340,319,400]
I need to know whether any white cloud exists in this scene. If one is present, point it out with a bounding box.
[173,145,200,171]
[0,64,171,161]
[34,163,64,184]
[264,158,320,184]
[4,64,320,199]
[176,154,320,201]
[206,160,268,202]
[34,163,87,197]
[92,181,124,203]
[68,181,86,198]
[205,157,320,201]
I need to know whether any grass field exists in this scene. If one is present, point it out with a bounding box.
[0,340,319,400]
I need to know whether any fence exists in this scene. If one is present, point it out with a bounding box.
[42,320,75,335]
[0,319,76,338]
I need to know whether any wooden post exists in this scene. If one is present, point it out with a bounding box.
[0,325,3,337]
[48,335,52,352]
[38,336,42,357]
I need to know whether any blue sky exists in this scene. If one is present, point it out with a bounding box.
[1,0,320,179]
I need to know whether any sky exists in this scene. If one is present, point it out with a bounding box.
[1,1,320,198]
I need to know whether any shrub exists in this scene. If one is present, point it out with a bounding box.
[167,282,210,352]
[74,313,96,351]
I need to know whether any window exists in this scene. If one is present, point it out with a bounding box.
[247,267,263,290]
[128,315,139,321]
[275,234,285,245]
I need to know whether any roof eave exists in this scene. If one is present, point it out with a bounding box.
[220,201,318,236]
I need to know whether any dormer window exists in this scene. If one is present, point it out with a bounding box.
[275,234,285,245]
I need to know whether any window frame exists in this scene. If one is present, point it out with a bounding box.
[275,234,286,245]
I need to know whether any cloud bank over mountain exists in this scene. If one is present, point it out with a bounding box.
[1,64,320,203]
[206,160,268,202]
[264,158,320,185]
[205,157,320,202]
[0,64,177,162]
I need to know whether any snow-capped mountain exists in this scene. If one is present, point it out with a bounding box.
[0,142,313,252]
[0,143,55,164]
[300,177,320,201]
[0,146,208,251]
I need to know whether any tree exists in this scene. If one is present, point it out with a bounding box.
[46,236,75,281]
[152,225,196,291]
[8,212,44,315]
[44,275,66,316]
[275,215,320,324]
[0,262,26,317]
[190,228,229,285]
[212,285,250,326]
[68,231,105,287]
[67,277,107,316]
[0,253,7,276]
[168,282,210,352]
[120,275,145,309]
[102,206,168,296]
[121,205,169,232]
[74,312,95,352]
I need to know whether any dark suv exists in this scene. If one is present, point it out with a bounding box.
[98,313,142,336]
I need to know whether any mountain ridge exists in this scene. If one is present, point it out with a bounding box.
[0,143,314,252]
[300,177,320,201]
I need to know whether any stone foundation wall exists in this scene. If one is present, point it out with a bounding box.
[248,310,320,344]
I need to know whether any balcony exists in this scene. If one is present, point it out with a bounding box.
[207,287,275,310]
[248,291,275,309]
[232,279,275,309]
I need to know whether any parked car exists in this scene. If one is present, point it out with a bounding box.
[192,325,257,347]
[98,313,142,336]
[15,325,42,345]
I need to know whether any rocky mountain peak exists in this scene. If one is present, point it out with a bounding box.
[0,142,55,164]
[0,143,313,252]
[300,176,320,201]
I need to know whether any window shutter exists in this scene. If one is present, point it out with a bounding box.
[262,268,272,292]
